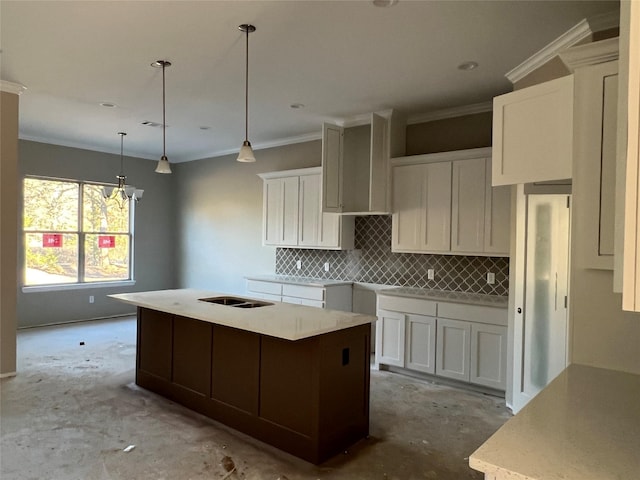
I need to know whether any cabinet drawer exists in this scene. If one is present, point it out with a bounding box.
[282,284,324,301]
[438,302,507,326]
[250,292,282,303]
[247,280,282,296]
[282,296,324,308]
[377,295,437,316]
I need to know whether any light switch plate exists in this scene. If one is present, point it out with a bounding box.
[324,262,330,272]
[487,272,495,285]
[427,268,435,280]
[296,260,302,270]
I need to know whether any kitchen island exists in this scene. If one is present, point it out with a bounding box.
[469,364,640,479]
[110,289,375,464]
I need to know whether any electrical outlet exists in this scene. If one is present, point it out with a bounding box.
[89,295,95,304]
[427,268,435,280]
[487,272,495,285]
[296,260,302,270]
[324,262,330,272]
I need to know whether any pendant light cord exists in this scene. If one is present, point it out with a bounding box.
[244,27,249,143]
[162,61,167,158]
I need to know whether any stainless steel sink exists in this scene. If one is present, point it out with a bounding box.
[198,296,272,308]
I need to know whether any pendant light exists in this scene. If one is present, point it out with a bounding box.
[237,24,256,162]
[102,132,144,208]
[152,60,172,173]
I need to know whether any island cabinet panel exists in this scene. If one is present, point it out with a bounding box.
[260,336,316,436]
[210,326,260,416]
[134,307,371,465]
[172,316,212,396]
[137,308,172,381]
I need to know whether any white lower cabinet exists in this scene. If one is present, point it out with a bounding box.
[405,314,437,374]
[376,293,507,391]
[436,318,471,382]
[376,309,406,367]
[246,278,352,312]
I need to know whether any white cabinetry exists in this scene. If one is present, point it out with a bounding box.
[392,148,510,256]
[392,161,452,252]
[322,110,406,214]
[259,168,354,250]
[436,318,471,382]
[492,75,574,186]
[246,278,352,311]
[376,293,508,391]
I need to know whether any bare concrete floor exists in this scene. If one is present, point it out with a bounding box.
[1,317,511,479]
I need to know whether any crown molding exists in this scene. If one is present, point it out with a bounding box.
[407,101,493,125]
[0,80,27,95]
[506,10,619,84]
[184,131,323,162]
[559,37,619,72]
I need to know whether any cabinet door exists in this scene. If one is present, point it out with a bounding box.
[138,308,173,381]
[322,123,344,213]
[298,174,320,247]
[392,164,424,251]
[451,158,486,253]
[173,316,212,396]
[484,160,511,255]
[470,323,507,390]
[375,309,405,367]
[436,318,471,382]
[423,162,452,251]
[405,314,436,374]
[369,112,388,212]
[492,75,574,185]
[574,61,618,270]
[263,177,299,246]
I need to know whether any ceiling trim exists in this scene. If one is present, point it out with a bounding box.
[505,19,593,83]
[0,80,27,95]
[559,37,619,72]
[19,134,158,161]
[407,101,493,125]
[505,10,619,84]
[186,131,323,162]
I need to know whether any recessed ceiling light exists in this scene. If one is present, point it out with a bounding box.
[458,61,479,71]
[290,103,305,109]
[100,102,117,108]
[373,0,398,7]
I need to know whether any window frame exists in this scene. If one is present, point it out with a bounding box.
[21,175,136,292]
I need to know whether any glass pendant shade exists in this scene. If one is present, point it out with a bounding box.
[237,140,256,163]
[155,155,172,174]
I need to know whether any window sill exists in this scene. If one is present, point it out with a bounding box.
[22,280,136,293]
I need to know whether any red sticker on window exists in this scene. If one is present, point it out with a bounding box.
[42,234,63,248]
[98,236,116,248]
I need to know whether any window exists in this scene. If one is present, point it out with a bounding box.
[23,177,134,287]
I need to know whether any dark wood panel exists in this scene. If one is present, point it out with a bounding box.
[211,325,260,414]
[138,308,172,380]
[260,336,317,437]
[172,316,212,395]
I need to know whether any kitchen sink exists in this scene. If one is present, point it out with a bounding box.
[198,296,272,308]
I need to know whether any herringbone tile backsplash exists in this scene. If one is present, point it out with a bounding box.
[276,216,509,296]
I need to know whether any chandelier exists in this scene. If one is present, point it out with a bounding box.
[102,132,143,208]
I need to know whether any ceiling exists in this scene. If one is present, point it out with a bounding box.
[0,0,618,163]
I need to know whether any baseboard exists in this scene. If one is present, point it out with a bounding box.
[0,371,17,379]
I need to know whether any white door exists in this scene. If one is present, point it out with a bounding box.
[512,194,570,413]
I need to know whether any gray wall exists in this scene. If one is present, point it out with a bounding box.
[18,140,177,328]
[174,140,321,294]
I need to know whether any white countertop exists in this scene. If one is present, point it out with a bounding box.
[377,287,508,308]
[245,274,353,287]
[110,289,375,341]
[469,364,640,479]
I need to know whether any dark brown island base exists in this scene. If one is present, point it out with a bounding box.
[110,289,375,464]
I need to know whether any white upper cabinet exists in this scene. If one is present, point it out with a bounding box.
[392,148,510,256]
[259,168,354,250]
[322,110,406,214]
[451,157,486,253]
[492,75,574,186]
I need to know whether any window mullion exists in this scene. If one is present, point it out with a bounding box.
[78,181,84,283]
